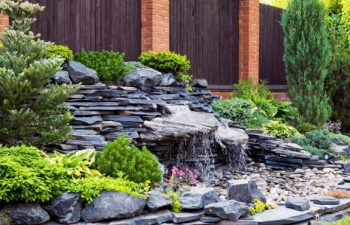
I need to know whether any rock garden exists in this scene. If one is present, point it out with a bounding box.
[1,0,350,225]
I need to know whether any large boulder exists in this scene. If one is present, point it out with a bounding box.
[1,203,50,225]
[204,200,249,221]
[81,191,146,222]
[227,179,266,203]
[146,190,172,211]
[123,68,162,89]
[68,60,99,85]
[52,70,72,84]
[43,192,83,224]
[180,187,221,210]
[285,197,310,211]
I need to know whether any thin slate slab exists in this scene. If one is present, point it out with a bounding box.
[310,198,350,215]
[172,211,205,224]
[250,206,314,225]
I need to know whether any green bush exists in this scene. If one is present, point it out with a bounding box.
[0,145,69,203]
[262,121,301,139]
[211,98,268,128]
[44,44,74,61]
[274,101,298,125]
[304,130,332,149]
[66,174,148,204]
[282,0,332,126]
[93,135,162,186]
[139,51,192,83]
[297,123,318,134]
[74,50,129,82]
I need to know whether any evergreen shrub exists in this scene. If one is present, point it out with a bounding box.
[44,44,74,61]
[262,121,301,139]
[93,135,162,186]
[74,50,129,82]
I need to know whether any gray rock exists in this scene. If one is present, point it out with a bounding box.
[337,183,350,191]
[333,145,350,156]
[1,203,50,225]
[285,197,310,211]
[109,209,173,225]
[123,68,162,89]
[53,70,71,84]
[73,116,103,125]
[344,161,350,173]
[172,211,205,223]
[68,60,99,85]
[81,191,146,222]
[146,191,172,211]
[43,192,83,224]
[191,79,208,88]
[180,187,221,210]
[159,73,178,86]
[200,216,221,223]
[204,200,249,221]
[312,196,340,205]
[227,179,266,203]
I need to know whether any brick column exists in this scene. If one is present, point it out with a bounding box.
[239,0,260,83]
[0,13,9,37]
[141,0,170,52]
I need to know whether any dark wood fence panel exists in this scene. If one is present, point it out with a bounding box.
[29,0,141,61]
[170,0,239,89]
[259,4,287,87]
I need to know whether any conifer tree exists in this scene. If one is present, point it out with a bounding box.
[0,0,78,148]
[282,0,332,127]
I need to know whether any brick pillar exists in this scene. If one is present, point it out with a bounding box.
[141,0,170,52]
[0,13,9,37]
[239,0,260,83]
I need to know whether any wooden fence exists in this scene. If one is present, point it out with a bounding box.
[259,4,287,88]
[29,0,141,61]
[170,0,239,90]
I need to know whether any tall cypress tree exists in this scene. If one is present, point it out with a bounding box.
[282,0,332,127]
[0,0,78,148]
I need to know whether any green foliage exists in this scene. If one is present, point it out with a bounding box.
[93,135,162,186]
[303,145,328,156]
[66,173,148,204]
[262,121,301,139]
[0,145,69,203]
[0,0,78,148]
[74,50,129,82]
[211,98,266,128]
[274,101,298,124]
[235,79,274,101]
[326,215,350,225]
[49,150,100,179]
[282,0,332,127]
[166,191,182,213]
[297,123,318,134]
[305,130,332,149]
[139,51,192,83]
[44,44,73,61]
[248,199,275,215]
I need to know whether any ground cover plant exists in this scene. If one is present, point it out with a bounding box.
[0,0,78,148]
[326,216,350,225]
[74,50,129,82]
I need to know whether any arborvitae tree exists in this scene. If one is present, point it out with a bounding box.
[0,0,78,148]
[282,0,332,127]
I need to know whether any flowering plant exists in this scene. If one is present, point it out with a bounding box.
[165,166,199,192]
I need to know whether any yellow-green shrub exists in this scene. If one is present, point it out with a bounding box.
[44,44,74,61]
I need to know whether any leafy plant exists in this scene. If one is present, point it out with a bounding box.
[66,173,149,204]
[93,135,162,186]
[282,0,332,126]
[0,0,78,148]
[165,166,198,192]
[139,51,192,83]
[44,44,74,61]
[262,121,301,139]
[297,123,318,134]
[248,199,275,215]
[49,150,100,179]
[74,50,129,82]
[274,101,298,124]
[0,145,69,203]
[166,191,182,213]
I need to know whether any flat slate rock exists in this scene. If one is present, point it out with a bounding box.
[337,183,350,191]
[311,196,340,205]
[172,211,205,224]
[109,209,173,225]
[285,197,310,211]
[250,206,314,225]
[310,198,350,215]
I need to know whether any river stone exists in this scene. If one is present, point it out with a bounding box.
[191,79,208,88]
[159,73,178,86]
[146,191,172,211]
[285,197,310,211]
[123,68,162,89]
[68,60,99,85]
[227,179,266,203]
[180,187,221,210]
[43,192,83,224]
[81,191,146,222]
[312,196,340,205]
[1,203,50,225]
[53,70,71,84]
[204,200,249,221]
